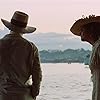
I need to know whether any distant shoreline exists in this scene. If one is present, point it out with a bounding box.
[39,48,90,65]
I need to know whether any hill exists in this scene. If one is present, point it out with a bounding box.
[0,28,92,50]
[39,48,91,64]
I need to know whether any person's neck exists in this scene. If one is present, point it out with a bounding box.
[89,40,95,45]
[90,38,99,46]
[10,31,23,36]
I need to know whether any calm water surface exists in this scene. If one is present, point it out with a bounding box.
[37,63,92,100]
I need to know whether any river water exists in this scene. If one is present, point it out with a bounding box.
[37,63,92,100]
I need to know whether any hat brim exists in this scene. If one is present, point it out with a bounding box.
[1,19,36,34]
[70,16,100,36]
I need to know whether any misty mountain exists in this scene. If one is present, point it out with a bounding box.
[0,27,9,38]
[24,32,92,50]
[0,28,92,50]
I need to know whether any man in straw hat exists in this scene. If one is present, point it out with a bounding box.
[70,15,100,100]
[0,11,42,100]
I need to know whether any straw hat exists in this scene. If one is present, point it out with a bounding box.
[70,15,100,36]
[1,11,36,34]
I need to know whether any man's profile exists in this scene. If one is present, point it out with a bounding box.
[70,15,100,100]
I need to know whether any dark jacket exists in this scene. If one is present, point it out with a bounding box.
[0,33,42,100]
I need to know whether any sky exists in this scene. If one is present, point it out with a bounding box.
[0,0,100,34]
[0,0,100,50]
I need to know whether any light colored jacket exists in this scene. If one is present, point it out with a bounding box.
[89,38,100,73]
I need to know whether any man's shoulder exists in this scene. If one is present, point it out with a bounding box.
[29,42,38,51]
[21,37,35,46]
[94,42,100,53]
[22,37,38,50]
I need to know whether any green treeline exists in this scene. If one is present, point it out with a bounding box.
[39,48,91,64]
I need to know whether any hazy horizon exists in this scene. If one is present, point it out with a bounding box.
[0,0,96,50]
[0,0,100,34]
[0,27,92,51]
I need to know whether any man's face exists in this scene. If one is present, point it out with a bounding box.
[80,28,90,42]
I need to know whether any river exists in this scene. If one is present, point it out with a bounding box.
[37,63,92,100]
